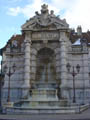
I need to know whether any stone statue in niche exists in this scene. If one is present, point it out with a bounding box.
[10,40,21,53]
[81,38,88,51]
[39,62,55,83]
[35,48,56,88]
[12,40,18,48]
[57,86,61,100]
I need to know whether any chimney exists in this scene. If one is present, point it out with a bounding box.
[77,26,82,36]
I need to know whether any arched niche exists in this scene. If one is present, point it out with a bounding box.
[35,47,57,88]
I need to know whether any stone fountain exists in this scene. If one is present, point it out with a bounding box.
[14,53,67,109]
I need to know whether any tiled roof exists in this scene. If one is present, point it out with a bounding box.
[1,31,90,55]
[0,34,24,55]
[70,31,90,44]
[1,34,24,49]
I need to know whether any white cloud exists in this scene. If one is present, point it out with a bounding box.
[7,0,75,17]
[63,0,90,31]
[7,7,21,16]
[0,56,1,70]
[7,0,22,3]
[7,0,90,31]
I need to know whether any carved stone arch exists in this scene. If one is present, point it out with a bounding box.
[36,44,54,52]
[36,47,55,62]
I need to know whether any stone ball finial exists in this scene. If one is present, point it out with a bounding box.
[50,10,54,15]
[50,10,55,17]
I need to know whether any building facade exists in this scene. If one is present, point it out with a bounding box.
[1,4,90,107]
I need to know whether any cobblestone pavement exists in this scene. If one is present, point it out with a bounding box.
[0,108,90,120]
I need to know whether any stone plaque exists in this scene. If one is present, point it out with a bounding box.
[32,32,59,40]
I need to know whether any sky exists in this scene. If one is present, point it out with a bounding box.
[0,0,90,63]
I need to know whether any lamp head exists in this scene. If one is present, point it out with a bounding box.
[3,65,8,73]
[66,63,71,72]
[76,64,80,73]
[12,63,16,72]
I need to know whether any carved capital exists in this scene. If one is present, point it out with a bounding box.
[24,31,32,44]
[25,31,32,38]
[24,39,31,44]
[59,31,67,42]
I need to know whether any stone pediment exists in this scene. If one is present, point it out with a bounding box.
[22,4,69,31]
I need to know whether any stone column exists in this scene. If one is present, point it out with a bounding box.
[59,31,67,98]
[22,31,31,98]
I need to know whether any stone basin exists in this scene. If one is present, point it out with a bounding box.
[14,89,67,108]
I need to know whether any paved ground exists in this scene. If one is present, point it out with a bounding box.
[0,108,90,120]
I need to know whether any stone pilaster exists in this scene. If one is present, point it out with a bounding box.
[59,31,67,98]
[24,31,31,88]
[22,31,31,98]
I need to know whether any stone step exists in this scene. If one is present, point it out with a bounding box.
[14,99,67,108]
[31,83,58,88]
[6,105,89,114]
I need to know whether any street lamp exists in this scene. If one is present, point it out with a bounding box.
[0,71,5,113]
[88,72,90,84]
[66,63,80,103]
[0,73,4,112]
[4,63,16,102]
[0,61,5,113]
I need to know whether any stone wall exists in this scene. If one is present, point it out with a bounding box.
[2,43,25,103]
[67,46,90,104]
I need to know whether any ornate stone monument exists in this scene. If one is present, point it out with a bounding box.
[1,4,90,113]
[13,4,69,109]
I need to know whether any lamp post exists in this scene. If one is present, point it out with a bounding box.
[0,61,5,113]
[66,63,80,103]
[4,63,16,102]
[0,71,4,113]
[88,72,90,84]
